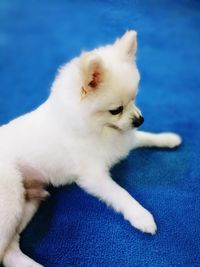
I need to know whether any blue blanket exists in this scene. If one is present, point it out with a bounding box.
[0,1,200,266]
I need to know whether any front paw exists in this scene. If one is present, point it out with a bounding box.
[128,208,157,234]
[158,133,182,148]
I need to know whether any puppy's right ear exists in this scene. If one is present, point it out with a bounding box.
[114,30,137,62]
[80,53,105,97]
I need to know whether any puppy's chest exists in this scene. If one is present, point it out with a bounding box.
[84,133,131,166]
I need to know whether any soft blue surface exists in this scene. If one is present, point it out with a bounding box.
[0,1,200,266]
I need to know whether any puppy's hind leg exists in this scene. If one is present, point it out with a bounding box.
[132,131,182,149]
[0,164,25,261]
[3,200,43,267]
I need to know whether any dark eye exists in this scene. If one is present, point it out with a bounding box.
[109,106,123,115]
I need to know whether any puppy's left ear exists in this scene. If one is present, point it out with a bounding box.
[114,30,137,61]
[80,53,105,96]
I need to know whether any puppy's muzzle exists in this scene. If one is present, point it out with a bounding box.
[132,115,144,128]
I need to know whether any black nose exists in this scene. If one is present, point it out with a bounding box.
[132,116,144,128]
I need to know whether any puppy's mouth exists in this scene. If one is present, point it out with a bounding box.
[107,123,123,132]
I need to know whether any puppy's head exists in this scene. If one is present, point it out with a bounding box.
[79,30,143,133]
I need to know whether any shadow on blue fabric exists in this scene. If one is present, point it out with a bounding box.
[0,1,200,266]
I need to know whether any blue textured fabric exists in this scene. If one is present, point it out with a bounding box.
[0,1,200,266]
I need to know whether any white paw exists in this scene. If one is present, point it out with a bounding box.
[128,208,157,234]
[158,133,182,148]
[3,251,44,267]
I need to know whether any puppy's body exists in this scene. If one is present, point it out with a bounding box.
[0,31,181,267]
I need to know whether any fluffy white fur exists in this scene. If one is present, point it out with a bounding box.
[0,31,181,267]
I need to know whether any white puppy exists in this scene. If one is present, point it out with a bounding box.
[0,31,181,267]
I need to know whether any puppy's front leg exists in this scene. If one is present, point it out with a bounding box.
[77,172,157,234]
[132,131,182,149]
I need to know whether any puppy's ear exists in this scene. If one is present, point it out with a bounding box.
[115,30,137,61]
[80,53,105,96]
